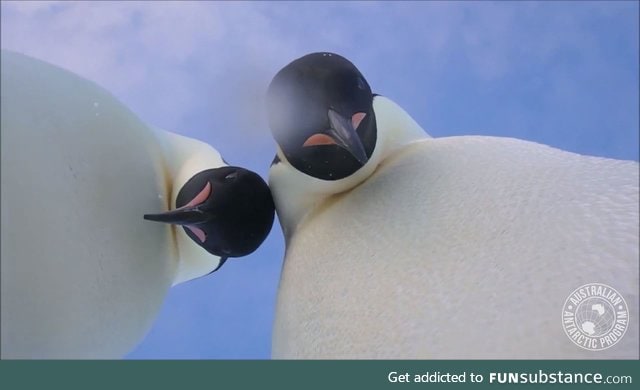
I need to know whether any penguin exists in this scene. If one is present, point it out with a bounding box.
[143,130,275,285]
[0,50,274,358]
[266,52,639,359]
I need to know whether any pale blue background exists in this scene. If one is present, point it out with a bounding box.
[1,1,638,359]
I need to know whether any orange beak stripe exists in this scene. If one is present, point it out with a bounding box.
[302,133,337,147]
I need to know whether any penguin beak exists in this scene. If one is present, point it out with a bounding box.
[327,109,369,165]
[144,206,211,226]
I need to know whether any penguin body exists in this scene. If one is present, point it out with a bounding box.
[0,51,274,358]
[273,135,639,358]
[267,53,639,359]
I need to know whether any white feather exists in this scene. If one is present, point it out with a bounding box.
[1,50,224,358]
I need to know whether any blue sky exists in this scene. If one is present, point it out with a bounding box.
[1,1,638,359]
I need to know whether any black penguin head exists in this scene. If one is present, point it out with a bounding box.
[267,52,377,180]
[144,166,275,260]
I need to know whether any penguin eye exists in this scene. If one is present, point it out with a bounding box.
[356,77,367,91]
[224,172,238,181]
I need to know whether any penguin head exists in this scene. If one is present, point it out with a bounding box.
[144,166,275,260]
[266,52,427,237]
[267,52,377,181]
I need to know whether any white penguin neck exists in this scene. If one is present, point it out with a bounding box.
[269,96,429,240]
[154,129,227,285]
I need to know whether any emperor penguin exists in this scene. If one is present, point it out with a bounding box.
[266,52,639,359]
[0,50,274,358]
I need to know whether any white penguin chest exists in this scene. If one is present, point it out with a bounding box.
[273,137,639,359]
